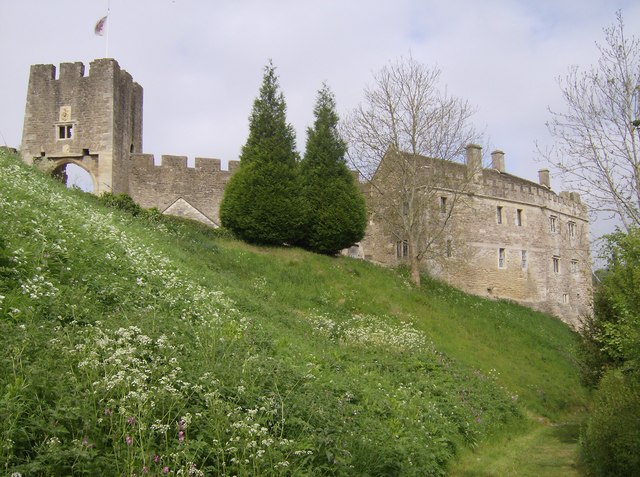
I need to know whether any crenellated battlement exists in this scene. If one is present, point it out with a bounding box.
[28,59,137,84]
[432,147,587,218]
[29,63,57,80]
[477,171,587,218]
[130,153,239,173]
[59,62,85,79]
[128,153,239,227]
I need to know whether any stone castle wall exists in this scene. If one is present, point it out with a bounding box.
[128,154,239,226]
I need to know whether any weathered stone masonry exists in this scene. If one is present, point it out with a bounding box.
[20,59,592,325]
[21,59,142,195]
[359,145,592,326]
[129,154,239,227]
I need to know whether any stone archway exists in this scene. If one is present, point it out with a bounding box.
[52,162,96,192]
[38,154,99,193]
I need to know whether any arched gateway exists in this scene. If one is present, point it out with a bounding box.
[44,157,98,192]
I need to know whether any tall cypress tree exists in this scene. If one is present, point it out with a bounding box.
[299,84,367,255]
[220,62,303,245]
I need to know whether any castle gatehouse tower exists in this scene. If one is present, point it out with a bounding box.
[21,58,143,195]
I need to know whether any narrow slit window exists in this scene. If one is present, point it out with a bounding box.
[516,209,523,226]
[553,256,560,273]
[440,197,447,213]
[571,260,578,273]
[497,206,503,224]
[568,221,576,238]
[396,240,408,259]
[521,250,527,269]
[549,215,557,233]
[446,239,452,258]
[499,248,506,268]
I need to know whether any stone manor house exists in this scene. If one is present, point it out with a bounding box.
[19,59,592,326]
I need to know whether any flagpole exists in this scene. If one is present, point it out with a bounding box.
[105,0,110,58]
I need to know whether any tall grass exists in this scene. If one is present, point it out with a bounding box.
[0,149,586,475]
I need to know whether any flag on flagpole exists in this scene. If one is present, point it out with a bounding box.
[94,15,108,36]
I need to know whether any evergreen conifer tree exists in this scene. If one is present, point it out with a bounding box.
[299,84,367,255]
[220,62,303,245]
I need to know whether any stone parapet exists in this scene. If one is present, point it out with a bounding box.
[128,153,237,226]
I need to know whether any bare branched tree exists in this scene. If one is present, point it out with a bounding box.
[541,11,640,231]
[342,57,479,286]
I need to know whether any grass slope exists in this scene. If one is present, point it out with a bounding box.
[0,149,588,476]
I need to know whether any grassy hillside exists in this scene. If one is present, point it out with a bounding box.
[0,149,588,476]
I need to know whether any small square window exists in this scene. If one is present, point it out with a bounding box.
[57,124,73,139]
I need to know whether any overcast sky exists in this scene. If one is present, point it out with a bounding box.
[2,0,639,239]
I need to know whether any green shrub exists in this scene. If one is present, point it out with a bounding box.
[580,370,640,476]
[577,229,640,387]
[576,308,617,387]
[98,192,144,216]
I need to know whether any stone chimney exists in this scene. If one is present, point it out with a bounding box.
[538,169,551,188]
[465,144,483,181]
[570,192,581,203]
[491,150,505,173]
